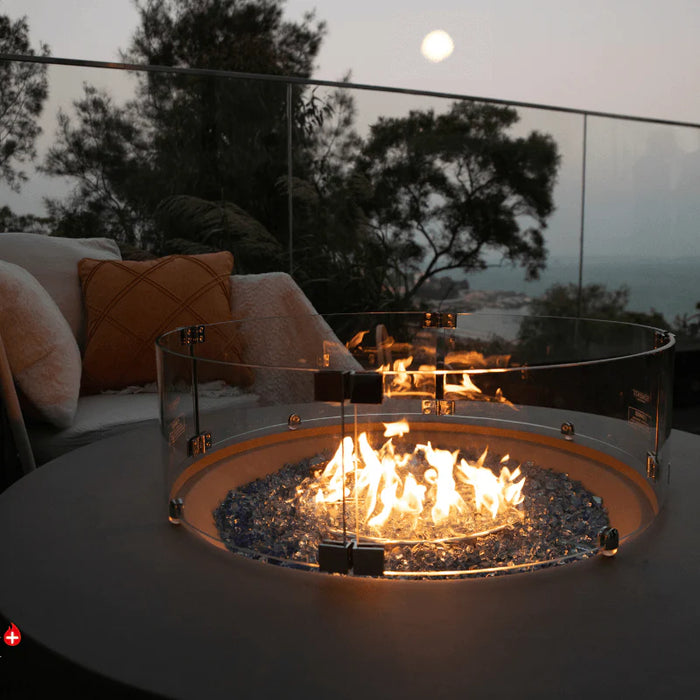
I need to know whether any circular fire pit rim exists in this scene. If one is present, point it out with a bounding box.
[172,416,658,578]
[156,311,675,372]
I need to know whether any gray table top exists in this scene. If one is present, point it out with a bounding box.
[1,426,699,699]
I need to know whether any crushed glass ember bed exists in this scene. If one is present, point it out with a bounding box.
[214,439,610,576]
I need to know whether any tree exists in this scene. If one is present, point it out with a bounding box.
[0,15,49,190]
[153,194,283,272]
[41,0,327,271]
[0,205,51,233]
[126,0,324,76]
[39,2,564,316]
[516,282,671,365]
[674,302,700,346]
[121,0,326,247]
[42,85,152,244]
[280,81,389,313]
[355,101,560,309]
[528,282,669,327]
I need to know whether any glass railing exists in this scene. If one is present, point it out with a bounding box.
[1,53,698,430]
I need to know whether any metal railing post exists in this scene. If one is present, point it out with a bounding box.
[576,113,588,319]
[286,82,294,276]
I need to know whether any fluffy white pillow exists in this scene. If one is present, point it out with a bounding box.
[0,260,81,428]
[0,233,121,349]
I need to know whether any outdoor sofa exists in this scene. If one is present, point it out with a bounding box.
[0,232,354,486]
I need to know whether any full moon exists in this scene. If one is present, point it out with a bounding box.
[421,30,454,63]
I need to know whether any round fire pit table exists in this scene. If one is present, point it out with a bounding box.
[1,424,699,699]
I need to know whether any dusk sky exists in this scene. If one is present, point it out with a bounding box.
[1,0,699,280]
[2,0,699,123]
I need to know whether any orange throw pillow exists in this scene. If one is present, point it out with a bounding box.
[79,252,252,394]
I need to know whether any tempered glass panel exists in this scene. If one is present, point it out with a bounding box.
[159,313,671,576]
[453,313,659,364]
[584,116,700,325]
[290,86,580,319]
[157,343,198,484]
[0,62,138,225]
[0,60,289,276]
[157,316,354,370]
[288,85,448,315]
[462,107,585,315]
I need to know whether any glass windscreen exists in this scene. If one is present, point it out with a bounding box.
[158,313,671,577]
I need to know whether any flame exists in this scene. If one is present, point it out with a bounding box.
[378,358,514,406]
[445,350,512,368]
[379,356,435,398]
[444,372,483,397]
[456,448,525,519]
[390,357,413,394]
[301,421,526,541]
[415,442,465,524]
[346,339,514,407]
[442,373,515,407]
[383,419,410,437]
[346,330,369,350]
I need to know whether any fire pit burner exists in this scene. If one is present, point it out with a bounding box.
[214,443,610,576]
[159,312,672,578]
[171,419,651,577]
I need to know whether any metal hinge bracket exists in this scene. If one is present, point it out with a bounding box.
[169,498,184,524]
[646,451,659,481]
[423,312,456,329]
[180,325,206,345]
[598,526,619,556]
[654,330,671,349]
[422,399,455,416]
[188,431,212,457]
[560,421,575,439]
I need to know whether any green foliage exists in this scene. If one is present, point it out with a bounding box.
[126,0,324,76]
[41,0,327,268]
[0,205,51,233]
[123,0,326,239]
[0,15,49,190]
[517,282,671,365]
[414,274,462,302]
[528,282,669,327]
[42,85,152,244]
[284,80,389,313]
[154,194,283,272]
[354,101,560,309]
[672,303,700,347]
[37,2,562,316]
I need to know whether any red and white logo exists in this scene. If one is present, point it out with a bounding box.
[3,622,21,646]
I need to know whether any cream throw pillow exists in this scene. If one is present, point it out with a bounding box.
[0,260,81,428]
[0,233,121,349]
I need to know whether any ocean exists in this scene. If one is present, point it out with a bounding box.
[460,256,700,324]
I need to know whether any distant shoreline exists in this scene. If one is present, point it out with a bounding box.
[433,288,531,313]
[437,257,700,322]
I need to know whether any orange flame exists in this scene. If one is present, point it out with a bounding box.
[302,420,526,541]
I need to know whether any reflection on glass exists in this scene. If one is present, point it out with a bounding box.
[584,117,700,327]
[159,313,670,577]
[1,56,698,431]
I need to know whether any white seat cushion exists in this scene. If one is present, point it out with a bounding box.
[28,391,258,465]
